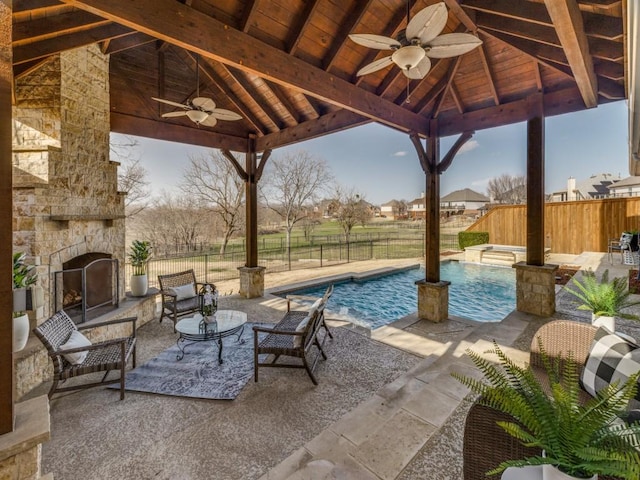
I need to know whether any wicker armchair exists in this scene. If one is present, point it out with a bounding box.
[463,320,620,480]
[158,269,205,332]
[33,310,137,400]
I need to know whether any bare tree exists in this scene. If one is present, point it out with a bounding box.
[334,186,371,241]
[112,136,151,217]
[260,150,333,250]
[487,174,527,204]
[181,151,245,254]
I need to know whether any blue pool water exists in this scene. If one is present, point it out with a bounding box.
[283,262,516,328]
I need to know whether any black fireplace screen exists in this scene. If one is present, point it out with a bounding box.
[54,254,119,324]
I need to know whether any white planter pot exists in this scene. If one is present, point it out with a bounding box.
[130,274,148,297]
[13,288,27,313]
[13,313,30,352]
[591,312,615,332]
[542,464,596,480]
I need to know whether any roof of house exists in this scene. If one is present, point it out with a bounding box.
[574,173,622,198]
[608,176,640,189]
[441,188,490,203]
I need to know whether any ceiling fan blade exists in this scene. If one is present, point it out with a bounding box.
[406,3,448,45]
[356,56,394,76]
[161,111,188,118]
[426,33,482,58]
[192,97,217,112]
[403,56,432,80]
[151,97,190,110]
[210,109,243,121]
[349,34,401,50]
[199,115,218,127]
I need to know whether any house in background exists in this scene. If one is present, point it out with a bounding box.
[440,188,490,215]
[548,173,622,201]
[408,194,426,220]
[380,200,407,219]
[607,176,640,197]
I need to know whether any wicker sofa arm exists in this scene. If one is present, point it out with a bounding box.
[77,316,137,332]
[54,336,130,356]
[252,325,304,336]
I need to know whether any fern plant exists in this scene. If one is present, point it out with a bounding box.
[453,340,640,479]
[566,269,640,320]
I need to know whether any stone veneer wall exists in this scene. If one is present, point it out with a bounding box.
[12,45,126,326]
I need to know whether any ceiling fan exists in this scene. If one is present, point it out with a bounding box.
[152,55,242,128]
[349,2,482,80]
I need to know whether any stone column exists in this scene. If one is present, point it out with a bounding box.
[513,262,558,317]
[238,266,266,299]
[416,280,450,323]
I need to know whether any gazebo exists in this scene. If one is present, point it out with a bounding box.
[0,0,633,465]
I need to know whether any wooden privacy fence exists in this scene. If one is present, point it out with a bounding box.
[466,198,640,254]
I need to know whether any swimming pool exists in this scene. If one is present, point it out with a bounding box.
[279,262,516,328]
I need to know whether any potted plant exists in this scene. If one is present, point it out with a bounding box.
[13,252,37,351]
[454,341,640,480]
[565,269,640,331]
[128,240,152,297]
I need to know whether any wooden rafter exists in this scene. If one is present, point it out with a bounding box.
[475,11,561,48]
[533,59,543,91]
[287,0,321,55]
[450,83,464,113]
[443,0,478,33]
[433,56,462,118]
[101,31,154,54]
[240,0,259,33]
[415,73,450,114]
[12,10,108,45]
[265,81,303,124]
[13,0,62,13]
[13,22,131,64]
[543,0,598,107]
[13,57,51,79]
[59,0,431,135]
[323,0,374,71]
[477,44,499,105]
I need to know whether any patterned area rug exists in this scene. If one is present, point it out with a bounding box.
[112,323,264,400]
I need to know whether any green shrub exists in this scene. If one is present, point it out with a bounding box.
[458,231,489,250]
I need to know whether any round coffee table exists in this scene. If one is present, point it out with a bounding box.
[175,310,247,364]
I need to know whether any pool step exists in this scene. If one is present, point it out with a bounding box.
[480,250,516,266]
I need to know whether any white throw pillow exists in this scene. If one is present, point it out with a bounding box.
[169,283,196,301]
[59,330,92,365]
[293,313,313,348]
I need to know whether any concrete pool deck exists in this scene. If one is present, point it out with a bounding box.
[28,253,640,479]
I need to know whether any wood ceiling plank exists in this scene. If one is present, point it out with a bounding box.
[111,112,248,152]
[476,43,499,105]
[594,58,624,80]
[434,56,462,117]
[475,11,561,47]
[59,0,431,136]
[255,109,369,150]
[13,0,62,13]
[543,0,598,107]
[265,81,302,123]
[443,0,478,32]
[13,22,131,64]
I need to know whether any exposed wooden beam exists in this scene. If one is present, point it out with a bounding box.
[415,73,450,114]
[434,57,462,118]
[450,83,464,113]
[111,112,248,152]
[101,31,155,54]
[13,22,131,64]
[544,0,598,107]
[265,81,303,123]
[13,57,51,79]
[475,11,561,48]
[323,0,374,71]
[589,36,624,61]
[256,110,369,151]
[443,0,478,32]
[533,59,543,91]
[287,0,321,55]
[594,59,624,80]
[59,0,431,135]
[436,86,588,136]
[13,0,62,13]
[12,10,109,45]
[597,77,625,99]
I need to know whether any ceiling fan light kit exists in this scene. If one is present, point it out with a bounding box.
[349,2,482,80]
[186,109,209,124]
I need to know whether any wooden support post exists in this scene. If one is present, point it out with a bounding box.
[425,137,440,283]
[526,110,545,266]
[0,0,14,434]
[245,135,258,268]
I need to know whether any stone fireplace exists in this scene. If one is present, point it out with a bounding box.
[12,44,126,326]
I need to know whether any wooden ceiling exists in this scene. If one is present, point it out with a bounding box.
[11,0,627,153]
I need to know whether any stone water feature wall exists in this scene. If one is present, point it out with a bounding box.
[12,45,126,326]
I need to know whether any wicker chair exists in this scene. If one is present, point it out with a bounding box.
[158,269,205,332]
[463,320,620,480]
[253,292,331,385]
[33,310,137,400]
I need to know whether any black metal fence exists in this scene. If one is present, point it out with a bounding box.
[127,234,460,289]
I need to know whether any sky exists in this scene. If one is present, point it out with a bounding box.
[112,100,630,205]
